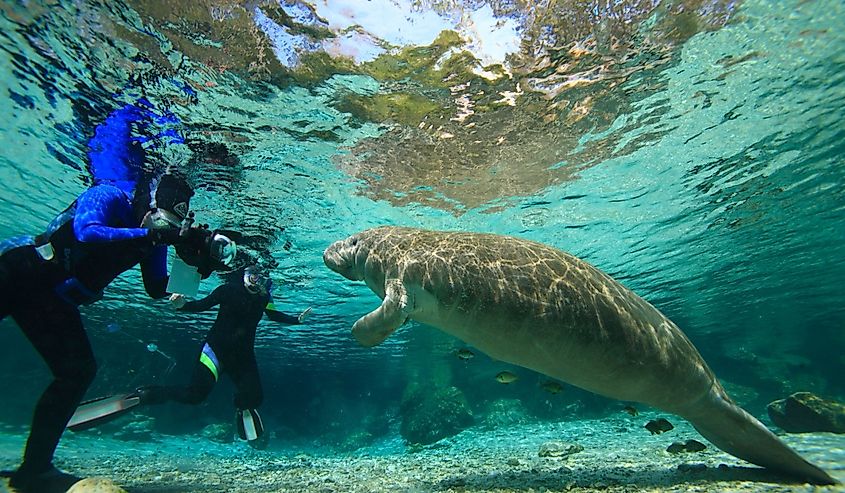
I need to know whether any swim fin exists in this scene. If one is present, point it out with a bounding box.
[67,393,140,432]
[2,465,82,493]
[236,408,265,442]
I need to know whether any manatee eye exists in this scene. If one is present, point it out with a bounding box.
[350,237,358,247]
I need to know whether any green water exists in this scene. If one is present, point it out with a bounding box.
[0,0,843,479]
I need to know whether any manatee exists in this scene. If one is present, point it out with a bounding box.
[323,226,836,484]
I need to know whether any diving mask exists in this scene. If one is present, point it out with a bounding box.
[243,266,267,294]
[209,233,237,267]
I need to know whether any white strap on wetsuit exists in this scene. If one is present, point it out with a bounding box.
[35,242,55,261]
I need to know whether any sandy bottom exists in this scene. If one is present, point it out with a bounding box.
[1,413,843,492]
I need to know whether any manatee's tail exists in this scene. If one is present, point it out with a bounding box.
[683,389,837,485]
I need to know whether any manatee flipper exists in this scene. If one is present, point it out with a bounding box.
[352,279,410,347]
[686,390,837,485]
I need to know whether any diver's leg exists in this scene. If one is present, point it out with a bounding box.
[138,342,216,405]
[10,296,94,489]
[230,350,266,447]
[0,246,30,321]
[169,350,216,405]
[230,349,263,410]
[0,252,12,320]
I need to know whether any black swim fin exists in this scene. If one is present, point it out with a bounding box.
[3,465,81,493]
[66,393,140,432]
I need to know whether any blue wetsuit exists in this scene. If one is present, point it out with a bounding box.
[68,184,168,296]
[0,99,182,484]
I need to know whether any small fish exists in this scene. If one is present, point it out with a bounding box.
[644,418,674,435]
[665,441,686,454]
[683,439,706,452]
[622,405,639,417]
[456,348,475,360]
[495,371,518,384]
[541,381,563,394]
[666,439,707,454]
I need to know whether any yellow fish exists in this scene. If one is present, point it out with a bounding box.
[495,371,518,384]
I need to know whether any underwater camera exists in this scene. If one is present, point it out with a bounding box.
[174,215,237,278]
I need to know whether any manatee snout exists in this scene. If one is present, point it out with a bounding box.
[323,236,364,281]
[322,241,346,274]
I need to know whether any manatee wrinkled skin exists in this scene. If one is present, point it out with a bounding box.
[323,226,836,485]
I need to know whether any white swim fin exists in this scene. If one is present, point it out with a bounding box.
[67,394,140,431]
[236,408,265,442]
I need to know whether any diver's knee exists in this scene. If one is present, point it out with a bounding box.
[184,394,206,406]
[184,387,210,405]
[56,357,97,388]
[78,359,97,385]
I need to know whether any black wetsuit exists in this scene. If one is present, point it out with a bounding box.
[0,185,168,478]
[144,280,300,410]
[0,99,200,491]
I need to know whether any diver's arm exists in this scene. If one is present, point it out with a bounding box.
[73,185,152,243]
[264,295,308,325]
[264,306,300,325]
[140,245,169,299]
[178,285,225,313]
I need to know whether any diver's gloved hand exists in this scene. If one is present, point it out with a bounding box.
[169,293,187,309]
[179,224,213,251]
[148,226,183,245]
[298,307,313,323]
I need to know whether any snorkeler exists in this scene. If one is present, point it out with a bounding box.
[0,100,234,492]
[132,265,311,448]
